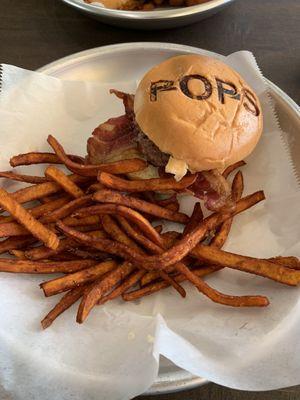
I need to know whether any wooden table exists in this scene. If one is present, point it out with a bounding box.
[1,1,300,399]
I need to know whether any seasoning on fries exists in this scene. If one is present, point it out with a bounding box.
[0,258,97,274]
[47,135,147,176]
[41,260,118,296]
[10,152,85,167]
[98,171,196,192]
[92,189,189,223]
[0,188,59,250]
[41,286,87,329]
[0,171,48,184]
[45,166,85,199]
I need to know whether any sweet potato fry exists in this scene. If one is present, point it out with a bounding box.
[1,196,69,222]
[159,269,186,297]
[25,231,105,260]
[183,202,203,235]
[0,208,83,238]
[101,214,185,298]
[10,174,89,205]
[98,172,196,192]
[10,152,85,167]
[45,166,84,198]
[140,269,172,287]
[125,230,178,287]
[98,269,146,305]
[269,256,300,270]
[86,183,105,193]
[0,222,30,237]
[30,196,70,219]
[75,224,103,233]
[63,215,101,228]
[174,262,269,307]
[56,222,135,259]
[4,127,299,322]
[222,160,246,179]
[92,189,189,224]
[210,219,233,249]
[73,204,163,246]
[0,171,48,184]
[9,249,26,259]
[210,171,244,248]
[124,266,222,300]
[41,260,118,296]
[63,215,185,302]
[77,261,135,323]
[191,244,300,286]
[41,286,87,329]
[0,215,13,223]
[47,135,147,176]
[67,248,109,261]
[126,257,267,307]
[116,216,162,254]
[47,253,79,261]
[0,235,37,254]
[129,222,227,302]
[0,258,96,273]
[114,217,185,292]
[39,194,64,204]
[40,195,92,224]
[161,231,181,248]
[0,188,59,250]
[58,223,264,308]
[101,215,141,251]
[58,191,265,271]
[25,237,75,260]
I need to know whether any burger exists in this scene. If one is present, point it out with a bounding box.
[87,55,263,211]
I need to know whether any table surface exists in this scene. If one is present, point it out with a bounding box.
[1,0,300,399]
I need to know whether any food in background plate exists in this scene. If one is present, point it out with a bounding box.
[84,0,210,11]
[0,54,299,328]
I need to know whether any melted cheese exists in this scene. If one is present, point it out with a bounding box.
[165,156,188,181]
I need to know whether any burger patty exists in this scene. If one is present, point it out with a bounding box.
[136,131,169,167]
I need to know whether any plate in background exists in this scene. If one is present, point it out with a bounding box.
[39,42,300,395]
[60,0,236,29]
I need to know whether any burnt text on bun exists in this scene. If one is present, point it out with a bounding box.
[134,54,263,177]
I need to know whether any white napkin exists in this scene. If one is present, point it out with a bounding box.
[0,51,299,400]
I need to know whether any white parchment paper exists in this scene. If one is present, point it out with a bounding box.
[0,52,299,400]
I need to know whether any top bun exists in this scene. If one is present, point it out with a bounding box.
[134,54,263,173]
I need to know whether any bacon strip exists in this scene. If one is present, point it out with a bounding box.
[188,169,234,211]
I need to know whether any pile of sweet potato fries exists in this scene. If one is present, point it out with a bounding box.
[0,134,299,328]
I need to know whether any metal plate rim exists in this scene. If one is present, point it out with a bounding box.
[38,42,299,396]
[38,42,299,115]
[60,0,235,20]
[38,42,225,75]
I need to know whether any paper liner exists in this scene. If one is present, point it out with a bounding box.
[0,51,300,400]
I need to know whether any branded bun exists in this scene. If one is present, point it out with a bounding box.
[134,54,263,173]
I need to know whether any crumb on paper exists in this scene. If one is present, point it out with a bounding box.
[128,331,136,340]
[147,334,154,343]
[239,322,249,330]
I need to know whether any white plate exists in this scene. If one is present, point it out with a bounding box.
[60,0,236,30]
[38,42,300,395]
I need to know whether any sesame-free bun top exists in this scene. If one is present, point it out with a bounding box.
[134,54,263,172]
